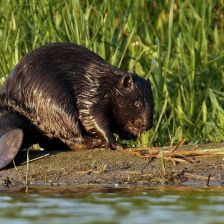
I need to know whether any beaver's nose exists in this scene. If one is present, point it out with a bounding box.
[141,123,147,129]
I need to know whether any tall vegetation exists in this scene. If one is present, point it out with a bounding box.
[0,0,223,146]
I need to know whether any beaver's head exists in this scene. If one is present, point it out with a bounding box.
[112,73,154,137]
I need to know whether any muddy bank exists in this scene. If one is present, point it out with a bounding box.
[0,143,224,191]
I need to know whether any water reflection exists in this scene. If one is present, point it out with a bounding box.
[0,186,224,224]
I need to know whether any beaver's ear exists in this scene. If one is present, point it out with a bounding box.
[121,75,134,89]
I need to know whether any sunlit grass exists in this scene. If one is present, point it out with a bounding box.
[0,0,223,147]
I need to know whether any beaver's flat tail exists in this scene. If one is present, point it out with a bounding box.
[0,129,24,169]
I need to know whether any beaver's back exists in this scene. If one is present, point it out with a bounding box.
[0,43,109,140]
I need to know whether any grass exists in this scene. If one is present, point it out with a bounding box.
[0,0,223,147]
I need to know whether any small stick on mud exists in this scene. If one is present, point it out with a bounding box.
[171,138,186,152]
[21,153,50,165]
[184,172,220,182]
[207,174,211,187]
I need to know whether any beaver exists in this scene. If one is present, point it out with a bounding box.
[0,43,154,169]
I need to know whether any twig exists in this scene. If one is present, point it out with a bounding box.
[21,153,50,165]
[12,160,24,184]
[171,138,186,152]
[25,148,30,192]
[184,172,220,181]
[207,174,211,186]
[128,147,224,158]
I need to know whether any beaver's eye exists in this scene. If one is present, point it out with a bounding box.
[134,101,142,108]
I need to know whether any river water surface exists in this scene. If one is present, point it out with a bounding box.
[0,186,224,224]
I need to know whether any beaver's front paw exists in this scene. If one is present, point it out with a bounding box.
[84,136,102,148]
[107,141,127,150]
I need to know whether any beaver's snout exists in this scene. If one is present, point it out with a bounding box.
[126,118,153,136]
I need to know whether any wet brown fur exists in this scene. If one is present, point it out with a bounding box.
[0,43,153,150]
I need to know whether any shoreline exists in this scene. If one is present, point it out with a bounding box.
[0,143,223,191]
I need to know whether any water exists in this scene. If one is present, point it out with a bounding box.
[0,186,224,224]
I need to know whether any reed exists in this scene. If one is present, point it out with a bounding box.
[0,0,223,147]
